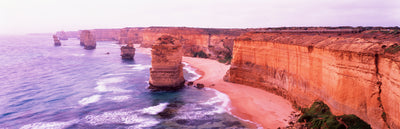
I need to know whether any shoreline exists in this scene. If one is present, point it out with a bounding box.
[134,47,295,128]
[183,57,295,129]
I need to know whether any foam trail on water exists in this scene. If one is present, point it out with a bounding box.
[84,103,169,128]
[95,77,131,93]
[20,119,78,129]
[201,88,230,114]
[71,53,85,57]
[107,95,130,102]
[182,62,202,82]
[138,103,169,115]
[130,64,151,71]
[79,95,101,106]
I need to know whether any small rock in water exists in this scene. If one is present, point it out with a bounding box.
[195,83,204,89]
[187,81,194,86]
[222,121,241,127]
[157,101,184,119]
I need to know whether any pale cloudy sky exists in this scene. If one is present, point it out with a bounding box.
[0,0,399,34]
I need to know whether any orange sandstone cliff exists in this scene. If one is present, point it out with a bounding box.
[91,29,120,41]
[148,35,185,91]
[119,27,249,61]
[225,29,400,129]
[80,30,96,50]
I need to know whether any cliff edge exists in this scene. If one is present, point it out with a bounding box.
[225,29,400,129]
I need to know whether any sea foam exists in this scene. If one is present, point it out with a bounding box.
[78,95,101,106]
[20,119,78,129]
[182,62,201,82]
[137,102,169,115]
[130,64,151,71]
[84,103,168,128]
[95,77,131,93]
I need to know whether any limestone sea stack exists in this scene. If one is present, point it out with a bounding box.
[148,35,185,91]
[53,35,61,46]
[120,42,135,60]
[80,30,96,49]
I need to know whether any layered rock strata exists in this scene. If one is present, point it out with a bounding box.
[120,41,135,60]
[119,27,249,61]
[149,35,185,91]
[52,35,61,46]
[225,30,400,129]
[92,29,120,41]
[80,30,96,50]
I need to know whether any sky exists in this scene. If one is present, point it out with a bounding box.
[0,0,399,34]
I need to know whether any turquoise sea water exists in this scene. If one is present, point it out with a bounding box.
[0,35,252,129]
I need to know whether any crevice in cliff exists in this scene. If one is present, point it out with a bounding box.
[375,53,390,128]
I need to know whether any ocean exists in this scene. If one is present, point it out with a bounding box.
[0,35,252,129]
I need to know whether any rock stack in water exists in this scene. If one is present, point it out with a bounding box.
[53,35,61,46]
[149,35,185,91]
[120,41,135,60]
[80,30,96,50]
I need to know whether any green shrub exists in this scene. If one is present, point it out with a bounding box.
[384,44,400,54]
[298,101,371,129]
[193,50,208,58]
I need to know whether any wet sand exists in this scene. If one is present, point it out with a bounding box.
[183,57,295,129]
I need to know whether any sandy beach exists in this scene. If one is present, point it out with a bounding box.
[135,47,295,128]
[183,57,295,129]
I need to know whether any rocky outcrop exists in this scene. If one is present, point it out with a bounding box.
[53,35,61,46]
[80,30,96,50]
[149,35,185,91]
[120,40,135,60]
[225,29,400,129]
[55,31,68,40]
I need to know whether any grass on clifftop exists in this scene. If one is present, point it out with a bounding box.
[384,44,400,54]
[298,101,371,129]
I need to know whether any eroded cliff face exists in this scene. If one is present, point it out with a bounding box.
[57,31,79,39]
[120,27,248,61]
[149,35,185,91]
[226,30,400,129]
[91,29,120,41]
[379,55,400,129]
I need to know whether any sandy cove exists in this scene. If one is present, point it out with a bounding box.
[183,57,295,129]
[134,47,295,128]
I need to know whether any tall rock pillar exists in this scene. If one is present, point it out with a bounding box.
[120,40,136,60]
[149,35,185,91]
[80,30,96,50]
[53,35,61,46]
